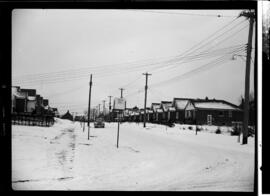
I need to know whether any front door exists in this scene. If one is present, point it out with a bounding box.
[207,115,212,125]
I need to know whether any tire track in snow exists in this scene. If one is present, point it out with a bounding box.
[46,126,76,180]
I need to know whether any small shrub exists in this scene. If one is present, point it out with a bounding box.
[216,127,221,134]
[188,126,193,130]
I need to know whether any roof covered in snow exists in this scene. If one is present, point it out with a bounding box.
[193,101,241,111]
[174,99,190,110]
[12,91,27,99]
[151,103,161,112]
[157,108,163,113]
[161,101,172,112]
[168,107,176,111]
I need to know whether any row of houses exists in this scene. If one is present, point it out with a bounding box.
[12,86,59,117]
[119,97,245,126]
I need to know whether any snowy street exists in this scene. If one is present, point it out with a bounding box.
[12,119,254,191]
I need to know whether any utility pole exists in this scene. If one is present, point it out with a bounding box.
[119,88,124,98]
[108,96,112,122]
[239,10,255,145]
[87,74,93,140]
[143,72,151,128]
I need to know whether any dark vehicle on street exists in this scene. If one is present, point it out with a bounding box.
[94,118,105,128]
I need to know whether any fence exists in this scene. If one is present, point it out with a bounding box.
[12,113,54,127]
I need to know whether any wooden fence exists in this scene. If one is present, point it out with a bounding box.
[12,113,54,127]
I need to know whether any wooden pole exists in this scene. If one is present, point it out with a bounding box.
[88,74,93,140]
[241,11,255,144]
[117,111,120,148]
[143,72,151,128]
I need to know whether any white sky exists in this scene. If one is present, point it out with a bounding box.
[12,9,255,115]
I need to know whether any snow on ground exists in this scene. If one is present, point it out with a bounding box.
[12,119,255,191]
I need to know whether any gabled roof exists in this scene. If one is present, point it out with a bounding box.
[151,103,161,111]
[160,101,172,112]
[190,99,241,111]
[172,98,195,110]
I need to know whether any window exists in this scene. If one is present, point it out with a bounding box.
[219,111,224,117]
[176,112,179,119]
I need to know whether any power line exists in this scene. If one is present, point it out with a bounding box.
[13,17,245,84]
[13,44,247,86]
[150,54,235,88]
[130,10,238,18]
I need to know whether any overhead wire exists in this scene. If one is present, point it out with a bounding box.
[13,16,246,85]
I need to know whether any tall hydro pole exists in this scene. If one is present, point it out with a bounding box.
[143,72,151,128]
[239,10,255,144]
[87,74,93,140]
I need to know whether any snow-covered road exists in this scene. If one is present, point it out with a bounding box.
[12,119,255,191]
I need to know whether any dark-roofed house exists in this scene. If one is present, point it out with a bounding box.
[172,98,192,124]
[61,110,73,121]
[185,99,243,126]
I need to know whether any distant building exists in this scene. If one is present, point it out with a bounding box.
[43,99,49,107]
[61,110,73,121]
[51,108,60,117]
[151,103,161,122]
[160,101,173,123]
[172,98,192,124]
[185,99,243,126]
[12,86,28,113]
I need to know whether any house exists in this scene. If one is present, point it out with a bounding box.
[151,103,161,122]
[185,98,243,126]
[26,96,36,113]
[20,88,38,113]
[43,99,49,107]
[155,108,163,123]
[12,86,28,113]
[160,101,173,123]
[123,108,132,122]
[146,108,154,122]
[35,94,44,114]
[172,98,192,124]
[20,89,36,97]
[52,108,60,118]
[61,110,73,121]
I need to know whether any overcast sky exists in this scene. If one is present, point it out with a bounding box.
[12,9,255,115]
